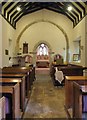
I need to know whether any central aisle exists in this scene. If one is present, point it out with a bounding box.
[23,73,66,118]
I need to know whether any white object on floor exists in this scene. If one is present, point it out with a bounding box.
[55,67,64,84]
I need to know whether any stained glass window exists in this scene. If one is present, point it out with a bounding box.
[37,43,48,55]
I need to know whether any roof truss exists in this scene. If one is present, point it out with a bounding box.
[0,1,87,29]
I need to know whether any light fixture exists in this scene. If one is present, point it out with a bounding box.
[17,6,21,11]
[67,6,72,11]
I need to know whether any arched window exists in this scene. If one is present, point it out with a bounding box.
[37,43,48,55]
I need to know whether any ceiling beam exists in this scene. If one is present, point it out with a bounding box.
[7,2,20,17]
[12,2,33,22]
[76,2,85,15]
[71,2,82,19]
[4,2,14,17]
[10,2,26,23]
[1,2,6,6]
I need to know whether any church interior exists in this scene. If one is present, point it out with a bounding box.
[0,1,87,119]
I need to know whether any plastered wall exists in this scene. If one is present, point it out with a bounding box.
[73,17,86,66]
[16,9,73,63]
[1,15,16,67]
[0,9,87,67]
[85,15,87,66]
[0,15,2,68]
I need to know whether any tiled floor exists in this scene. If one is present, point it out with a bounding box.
[23,73,67,119]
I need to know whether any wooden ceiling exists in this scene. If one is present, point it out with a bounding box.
[0,1,87,29]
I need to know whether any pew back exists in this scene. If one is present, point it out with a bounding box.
[65,76,87,109]
[2,67,30,74]
[0,83,20,119]
[1,67,30,96]
[0,77,25,112]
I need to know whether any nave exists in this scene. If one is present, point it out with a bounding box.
[0,1,87,119]
[23,72,66,118]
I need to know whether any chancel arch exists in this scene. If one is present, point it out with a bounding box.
[16,20,69,63]
[33,41,52,66]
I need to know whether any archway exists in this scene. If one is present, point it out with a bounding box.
[33,41,52,67]
[16,19,69,63]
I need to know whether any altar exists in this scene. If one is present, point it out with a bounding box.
[36,60,49,68]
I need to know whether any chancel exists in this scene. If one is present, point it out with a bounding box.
[0,1,87,119]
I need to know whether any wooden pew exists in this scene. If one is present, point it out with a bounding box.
[0,77,25,112]
[1,72,29,97]
[29,66,35,88]
[65,76,87,109]
[0,96,6,119]
[58,65,83,76]
[0,73,26,78]
[50,64,84,86]
[2,67,30,74]
[0,83,20,119]
[64,105,72,119]
[2,67,31,96]
[73,82,87,119]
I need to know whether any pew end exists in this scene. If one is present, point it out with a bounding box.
[73,82,87,119]
[0,96,6,119]
[73,82,82,118]
[64,105,72,119]
[0,82,21,119]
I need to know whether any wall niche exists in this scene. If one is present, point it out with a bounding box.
[23,42,28,54]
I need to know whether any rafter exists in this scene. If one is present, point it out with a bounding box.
[0,1,86,29]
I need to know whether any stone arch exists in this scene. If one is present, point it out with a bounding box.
[33,40,52,64]
[33,40,52,53]
[16,19,69,62]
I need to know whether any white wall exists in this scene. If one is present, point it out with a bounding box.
[72,17,86,66]
[1,9,86,67]
[16,9,73,63]
[85,15,87,75]
[0,15,2,68]
[85,15,87,66]
[1,16,16,67]
[19,22,66,61]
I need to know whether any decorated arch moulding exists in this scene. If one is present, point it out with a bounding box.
[16,19,69,62]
